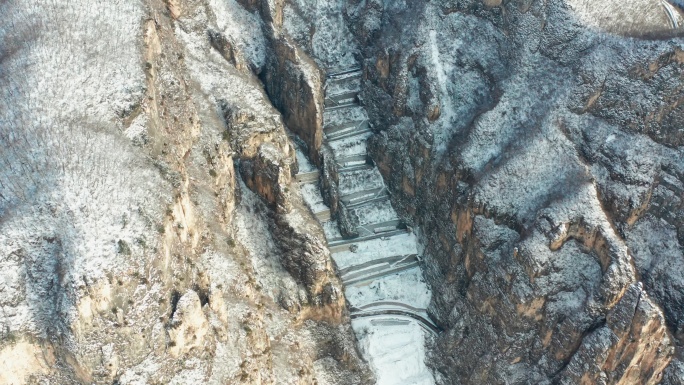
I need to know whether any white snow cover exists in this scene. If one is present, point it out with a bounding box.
[293,69,436,382]
[352,318,435,385]
[351,200,399,226]
[324,105,369,128]
[338,168,385,196]
[300,182,329,214]
[329,133,371,159]
[0,0,169,337]
[332,233,419,271]
[208,0,267,69]
[326,75,362,97]
[174,5,281,143]
[282,0,360,69]
[344,268,432,310]
[234,180,302,302]
[566,0,679,33]
[322,219,342,240]
[428,29,458,154]
[295,148,318,173]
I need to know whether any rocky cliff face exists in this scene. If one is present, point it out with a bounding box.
[0,0,372,383]
[2,0,683,384]
[347,0,684,383]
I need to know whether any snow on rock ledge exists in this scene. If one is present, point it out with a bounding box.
[168,290,210,358]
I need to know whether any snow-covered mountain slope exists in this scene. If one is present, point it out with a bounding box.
[3,0,684,384]
[0,1,371,383]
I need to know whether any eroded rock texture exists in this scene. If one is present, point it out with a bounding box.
[2,0,683,384]
[0,0,372,383]
[347,0,684,383]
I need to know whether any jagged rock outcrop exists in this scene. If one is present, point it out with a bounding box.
[240,141,294,211]
[559,283,672,384]
[238,0,327,164]
[0,0,371,383]
[2,0,683,383]
[167,290,210,357]
[320,145,343,218]
[261,37,325,164]
[344,0,684,383]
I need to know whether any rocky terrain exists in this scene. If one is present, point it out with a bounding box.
[350,0,684,383]
[0,0,372,383]
[1,0,684,384]
[295,68,438,384]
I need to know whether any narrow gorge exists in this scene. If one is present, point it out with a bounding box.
[1,0,684,384]
[295,67,437,384]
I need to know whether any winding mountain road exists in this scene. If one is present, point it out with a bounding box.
[295,67,439,384]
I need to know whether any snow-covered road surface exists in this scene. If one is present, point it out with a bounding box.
[295,68,437,385]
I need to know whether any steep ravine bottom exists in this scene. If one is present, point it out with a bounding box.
[294,69,437,385]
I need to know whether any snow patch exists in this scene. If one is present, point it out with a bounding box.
[353,318,434,385]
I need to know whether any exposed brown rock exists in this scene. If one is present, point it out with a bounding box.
[353,0,684,383]
[261,37,325,164]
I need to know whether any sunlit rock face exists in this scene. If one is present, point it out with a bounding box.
[0,0,371,383]
[566,0,683,36]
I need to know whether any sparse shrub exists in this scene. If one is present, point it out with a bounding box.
[0,1,169,347]
[2,329,18,346]
[117,239,131,255]
[135,237,146,248]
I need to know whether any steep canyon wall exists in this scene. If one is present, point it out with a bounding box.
[348,0,684,383]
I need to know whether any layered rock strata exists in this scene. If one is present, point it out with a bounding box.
[3,0,684,384]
